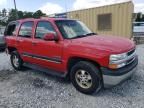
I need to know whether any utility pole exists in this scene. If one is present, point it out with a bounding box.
[13,0,18,19]
[64,0,68,18]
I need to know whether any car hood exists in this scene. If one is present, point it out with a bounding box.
[71,35,135,53]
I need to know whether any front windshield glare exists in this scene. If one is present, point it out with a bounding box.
[55,20,92,39]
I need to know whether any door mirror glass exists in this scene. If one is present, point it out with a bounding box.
[43,33,58,41]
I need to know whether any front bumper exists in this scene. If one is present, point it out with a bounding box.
[101,56,138,88]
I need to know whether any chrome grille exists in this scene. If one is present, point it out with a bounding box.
[127,49,135,56]
[127,57,135,65]
[126,49,136,65]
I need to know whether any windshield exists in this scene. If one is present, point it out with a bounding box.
[55,20,94,39]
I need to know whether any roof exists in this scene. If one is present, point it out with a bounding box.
[16,17,68,22]
[67,1,133,13]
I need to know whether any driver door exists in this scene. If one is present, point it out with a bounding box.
[31,21,64,72]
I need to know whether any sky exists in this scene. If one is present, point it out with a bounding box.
[0,0,144,15]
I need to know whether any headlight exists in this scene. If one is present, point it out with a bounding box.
[109,53,127,69]
[110,53,127,61]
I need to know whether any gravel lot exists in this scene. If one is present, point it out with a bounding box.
[0,45,144,108]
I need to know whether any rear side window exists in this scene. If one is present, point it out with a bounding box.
[19,21,33,38]
[4,22,19,36]
[35,21,56,39]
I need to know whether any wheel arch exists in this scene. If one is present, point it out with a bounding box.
[7,46,17,54]
[66,56,102,77]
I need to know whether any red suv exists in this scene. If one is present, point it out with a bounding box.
[4,18,138,94]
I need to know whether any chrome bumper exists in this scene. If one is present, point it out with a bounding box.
[103,66,137,88]
[101,56,138,88]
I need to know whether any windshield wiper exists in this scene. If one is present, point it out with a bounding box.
[77,32,96,37]
[84,32,97,36]
[71,35,87,39]
[70,32,97,39]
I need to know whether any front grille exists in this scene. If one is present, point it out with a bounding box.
[126,49,136,65]
[127,49,135,56]
[127,57,135,65]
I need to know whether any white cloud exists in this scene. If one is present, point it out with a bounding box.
[0,0,6,6]
[73,0,131,10]
[73,0,144,13]
[39,2,64,15]
[134,3,144,13]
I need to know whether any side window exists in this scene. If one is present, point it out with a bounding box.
[35,21,56,39]
[19,21,33,38]
[4,22,19,36]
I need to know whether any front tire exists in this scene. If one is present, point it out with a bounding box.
[70,61,102,94]
[10,51,23,70]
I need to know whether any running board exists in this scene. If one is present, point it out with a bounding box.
[23,62,67,78]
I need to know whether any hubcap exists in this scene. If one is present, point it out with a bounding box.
[13,55,19,67]
[75,70,92,89]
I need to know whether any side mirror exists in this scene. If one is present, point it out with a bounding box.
[43,33,58,41]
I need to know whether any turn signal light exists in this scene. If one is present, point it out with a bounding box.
[109,64,118,69]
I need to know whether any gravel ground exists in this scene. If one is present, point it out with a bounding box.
[0,45,144,108]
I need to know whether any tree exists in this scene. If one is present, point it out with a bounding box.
[8,9,17,22]
[2,8,7,17]
[3,9,46,25]
[142,14,144,21]
[33,10,46,18]
[135,12,144,22]
[0,8,8,26]
[23,11,33,18]
[17,11,23,19]
[0,11,2,16]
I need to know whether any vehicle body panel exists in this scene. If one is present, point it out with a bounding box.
[5,18,137,87]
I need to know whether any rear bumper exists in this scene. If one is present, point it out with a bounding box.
[101,56,138,88]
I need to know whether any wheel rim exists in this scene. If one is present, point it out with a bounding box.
[75,69,92,89]
[12,55,19,67]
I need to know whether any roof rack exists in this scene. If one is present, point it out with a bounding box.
[18,18,35,20]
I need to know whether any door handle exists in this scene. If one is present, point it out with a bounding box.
[32,41,38,45]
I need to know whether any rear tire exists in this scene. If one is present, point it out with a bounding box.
[10,51,23,70]
[70,61,102,94]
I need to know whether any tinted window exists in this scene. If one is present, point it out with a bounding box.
[19,21,33,38]
[35,21,56,39]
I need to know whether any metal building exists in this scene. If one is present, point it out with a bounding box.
[67,1,134,39]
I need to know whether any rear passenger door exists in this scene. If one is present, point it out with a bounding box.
[17,21,34,63]
[32,21,64,72]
